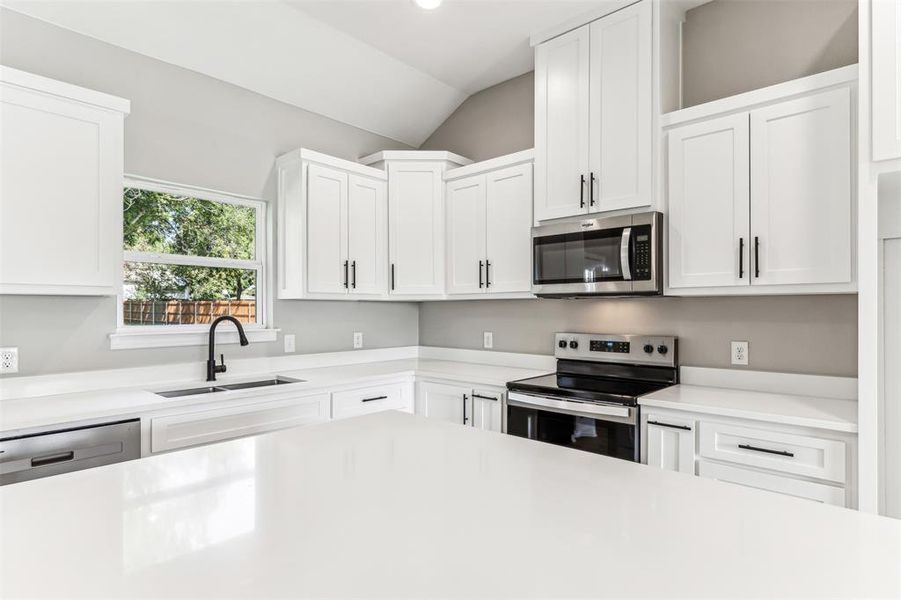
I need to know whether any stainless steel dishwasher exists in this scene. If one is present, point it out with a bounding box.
[0,419,140,485]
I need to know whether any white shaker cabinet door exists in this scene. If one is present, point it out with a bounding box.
[750,87,852,286]
[485,163,533,293]
[534,25,590,222]
[667,113,750,289]
[388,162,445,295]
[347,174,387,296]
[415,381,469,425]
[646,416,695,474]
[588,0,652,213]
[446,175,487,295]
[872,0,901,161]
[471,390,504,433]
[306,163,348,295]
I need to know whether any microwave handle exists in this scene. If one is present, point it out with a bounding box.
[621,227,632,281]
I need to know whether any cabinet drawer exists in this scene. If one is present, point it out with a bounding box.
[332,383,411,419]
[698,461,846,507]
[698,421,846,483]
[151,394,330,453]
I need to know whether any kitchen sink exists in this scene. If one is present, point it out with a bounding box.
[156,376,303,398]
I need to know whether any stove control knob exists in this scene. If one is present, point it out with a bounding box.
[569,340,579,350]
[643,344,654,354]
[558,340,568,349]
[657,344,669,355]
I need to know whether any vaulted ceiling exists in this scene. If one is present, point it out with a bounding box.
[1,0,606,146]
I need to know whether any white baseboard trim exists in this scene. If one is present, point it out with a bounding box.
[680,366,858,401]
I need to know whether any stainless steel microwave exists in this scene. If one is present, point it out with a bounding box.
[531,211,662,297]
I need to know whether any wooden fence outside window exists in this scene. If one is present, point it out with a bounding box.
[122,300,256,325]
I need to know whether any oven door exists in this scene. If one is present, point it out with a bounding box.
[506,392,639,462]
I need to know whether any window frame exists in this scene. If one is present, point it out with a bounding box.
[110,175,277,350]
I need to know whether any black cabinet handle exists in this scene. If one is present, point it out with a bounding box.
[580,174,586,208]
[361,395,387,403]
[351,260,356,289]
[463,394,469,424]
[648,420,691,431]
[485,260,491,288]
[479,260,484,288]
[391,264,395,291]
[739,237,745,279]
[472,393,497,401]
[754,236,760,278]
[343,260,349,289]
[738,443,794,457]
[589,172,596,206]
[31,451,75,467]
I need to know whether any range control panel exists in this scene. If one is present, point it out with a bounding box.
[554,333,677,367]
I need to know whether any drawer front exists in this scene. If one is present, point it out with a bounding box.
[698,421,846,483]
[332,382,411,419]
[698,460,846,507]
[151,393,330,453]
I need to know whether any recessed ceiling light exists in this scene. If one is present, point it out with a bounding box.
[413,0,442,9]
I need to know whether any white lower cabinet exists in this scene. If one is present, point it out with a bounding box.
[331,381,413,420]
[151,393,330,453]
[416,380,505,432]
[698,461,846,506]
[645,414,695,474]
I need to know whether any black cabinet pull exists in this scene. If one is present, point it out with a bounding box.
[589,172,596,206]
[648,420,691,431]
[739,237,745,278]
[391,264,395,291]
[754,236,760,278]
[31,451,75,467]
[485,260,491,288]
[580,174,586,208]
[471,393,497,401]
[479,260,484,288]
[343,260,349,289]
[738,443,794,457]
[362,395,387,403]
[351,260,356,289]
[463,394,469,424]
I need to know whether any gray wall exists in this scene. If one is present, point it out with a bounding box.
[682,0,858,107]
[419,296,858,377]
[0,9,418,377]
[419,72,534,162]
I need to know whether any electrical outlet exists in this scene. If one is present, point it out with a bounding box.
[353,332,364,349]
[0,347,19,374]
[284,334,296,353]
[731,341,749,366]
[483,331,493,350]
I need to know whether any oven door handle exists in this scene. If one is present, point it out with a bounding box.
[620,227,632,281]
[507,392,633,420]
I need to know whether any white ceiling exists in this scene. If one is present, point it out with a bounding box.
[2,0,614,146]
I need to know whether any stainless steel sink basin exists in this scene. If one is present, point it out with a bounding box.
[218,376,303,391]
[156,386,227,398]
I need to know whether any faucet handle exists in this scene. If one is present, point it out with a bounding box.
[216,353,227,374]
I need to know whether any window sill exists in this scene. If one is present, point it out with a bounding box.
[109,327,279,350]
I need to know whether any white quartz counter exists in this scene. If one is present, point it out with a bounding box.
[1,411,897,598]
[639,384,858,433]
[0,358,547,433]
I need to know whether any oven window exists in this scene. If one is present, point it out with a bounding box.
[507,405,636,461]
[533,228,624,284]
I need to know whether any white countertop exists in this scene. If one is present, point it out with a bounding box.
[639,384,858,432]
[0,358,547,433]
[1,411,897,598]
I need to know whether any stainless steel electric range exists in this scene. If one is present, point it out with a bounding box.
[506,332,678,462]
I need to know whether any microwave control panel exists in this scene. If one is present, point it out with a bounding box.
[632,226,653,280]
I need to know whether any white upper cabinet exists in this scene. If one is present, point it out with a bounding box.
[0,67,129,295]
[750,88,852,286]
[588,0,652,213]
[445,152,534,297]
[534,25,590,222]
[534,1,651,222]
[306,164,348,295]
[664,66,857,295]
[872,0,901,161]
[668,114,750,289]
[347,174,387,295]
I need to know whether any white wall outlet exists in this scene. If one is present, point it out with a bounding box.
[731,341,749,366]
[284,334,296,353]
[0,347,19,374]
[353,332,364,349]
[483,331,493,350]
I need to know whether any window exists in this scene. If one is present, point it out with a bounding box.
[111,177,275,349]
